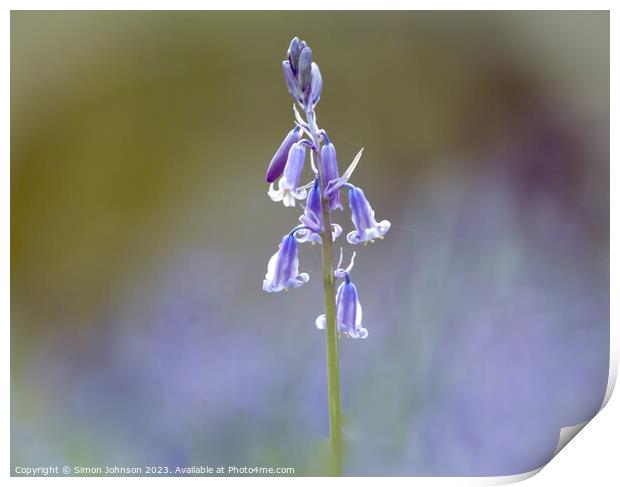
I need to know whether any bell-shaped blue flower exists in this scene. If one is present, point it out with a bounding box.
[346,185,391,244]
[263,234,309,293]
[266,127,301,183]
[315,274,368,339]
[321,141,343,210]
[295,179,342,244]
[268,141,307,207]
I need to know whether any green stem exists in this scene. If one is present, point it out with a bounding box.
[306,108,343,476]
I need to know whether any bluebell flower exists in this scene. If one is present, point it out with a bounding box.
[266,127,301,183]
[268,141,308,207]
[263,233,310,293]
[316,273,368,339]
[346,185,391,244]
[263,37,390,344]
[321,140,343,210]
[295,179,342,244]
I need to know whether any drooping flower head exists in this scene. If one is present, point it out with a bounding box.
[346,185,391,244]
[316,273,368,339]
[263,233,309,293]
[321,137,343,210]
[268,141,308,207]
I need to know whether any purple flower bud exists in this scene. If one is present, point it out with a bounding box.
[321,143,338,181]
[288,37,300,72]
[308,62,322,107]
[296,179,342,244]
[346,185,391,244]
[267,141,307,207]
[282,60,302,104]
[297,47,313,93]
[306,178,322,219]
[321,142,343,210]
[315,274,368,339]
[263,234,309,292]
[266,126,301,183]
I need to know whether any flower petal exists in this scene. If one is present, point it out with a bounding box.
[378,220,391,236]
[315,314,326,330]
[268,183,283,202]
[331,223,343,241]
[347,230,363,245]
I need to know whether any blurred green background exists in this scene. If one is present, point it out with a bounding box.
[11,11,609,476]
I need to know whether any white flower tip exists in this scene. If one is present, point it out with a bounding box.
[331,224,343,241]
[346,230,362,245]
[315,314,327,330]
[268,183,283,202]
[262,280,276,293]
